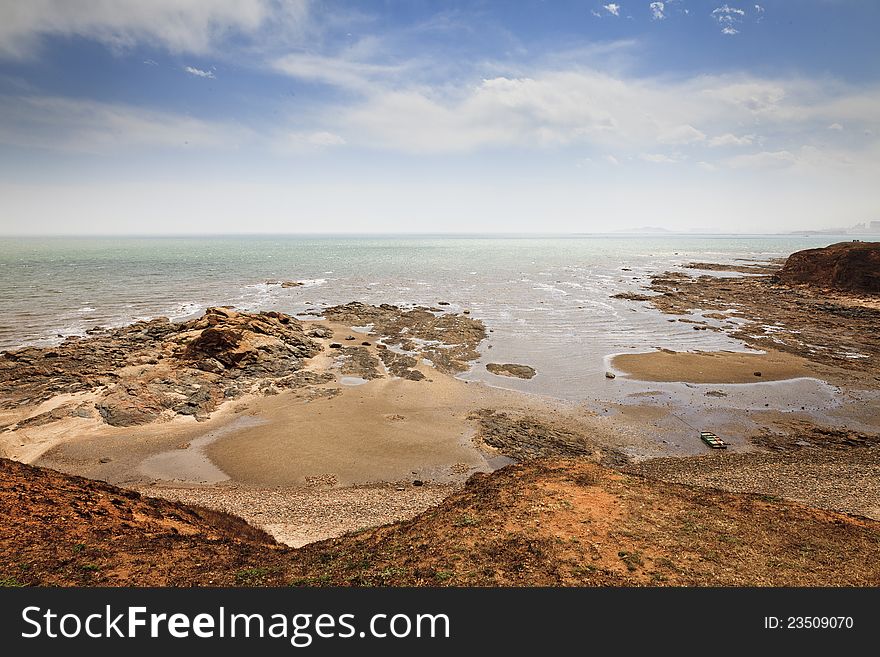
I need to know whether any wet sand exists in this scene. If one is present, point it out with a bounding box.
[611,349,816,384]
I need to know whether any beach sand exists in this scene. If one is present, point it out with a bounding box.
[611,349,816,384]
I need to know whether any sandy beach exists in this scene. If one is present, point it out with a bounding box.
[611,348,816,383]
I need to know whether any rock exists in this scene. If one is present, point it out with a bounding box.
[96,388,167,427]
[336,346,383,379]
[469,409,598,461]
[605,371,616,379]
[307,326,334,339]
[329,343,342,349]
[361,341,371,346]
[437,301,450,306]
[280,281,303,288]
[754,371,762,377]
[345,335,356,341]
[486,363,536,379]
[323,302,486,375]
[611,292,653,301]
[99,457,112,464]
[412,480,424,486]
[776,241,880,295]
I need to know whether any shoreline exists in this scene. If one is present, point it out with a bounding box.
[3,253,879,546]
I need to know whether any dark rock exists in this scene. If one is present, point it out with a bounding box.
[329,343,342,349]
[776,241,880,295]
[96,388,167,427]
[486,363,536,379]
[611,292,653,301]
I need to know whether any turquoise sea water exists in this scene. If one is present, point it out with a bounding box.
[0,234,863,400]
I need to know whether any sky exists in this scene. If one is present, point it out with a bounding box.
[0,0,878,235]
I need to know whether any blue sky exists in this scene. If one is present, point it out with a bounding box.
[0,0,878,234]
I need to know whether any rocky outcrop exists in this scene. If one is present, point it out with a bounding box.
[776,241,880,295]
[0,308,321,427]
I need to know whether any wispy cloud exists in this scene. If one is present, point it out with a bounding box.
[639,152,679,163]
[272,52,406,91]
[184,66,215,79]
[708,132,755,147]
[0,0,309,59]
[603,4,621,17]
[650,2,666,21]
[658,124,705,144]
[712,4,746,35]
[278,130,346,153]
[0,94,245,152]
[724,149,796,169]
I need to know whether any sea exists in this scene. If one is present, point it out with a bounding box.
[0,234,864,404]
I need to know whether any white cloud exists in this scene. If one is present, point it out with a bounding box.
[603,4,621,17]
[0,0,309,58]
[639,152,678,163]
[0,94,245,152]
[708,132,755,147]
[281,130,346,152]
[712,4,746,35]
[722,146,860,172]
[272,52,405,91]
[319,67,880,160]
[184,66,215,79]
[658,124,705,144]
[605,154,620,165]
[650,2,666,21]
[828,123,844,131]
[724,149,797,169]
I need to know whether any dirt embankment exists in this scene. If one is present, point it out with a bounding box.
[0,458,288,587]
[288,457,880,586]
[4,455,879,587]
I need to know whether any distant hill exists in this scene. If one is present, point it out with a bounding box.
[613,226,674,234]
[788,221,880,236]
